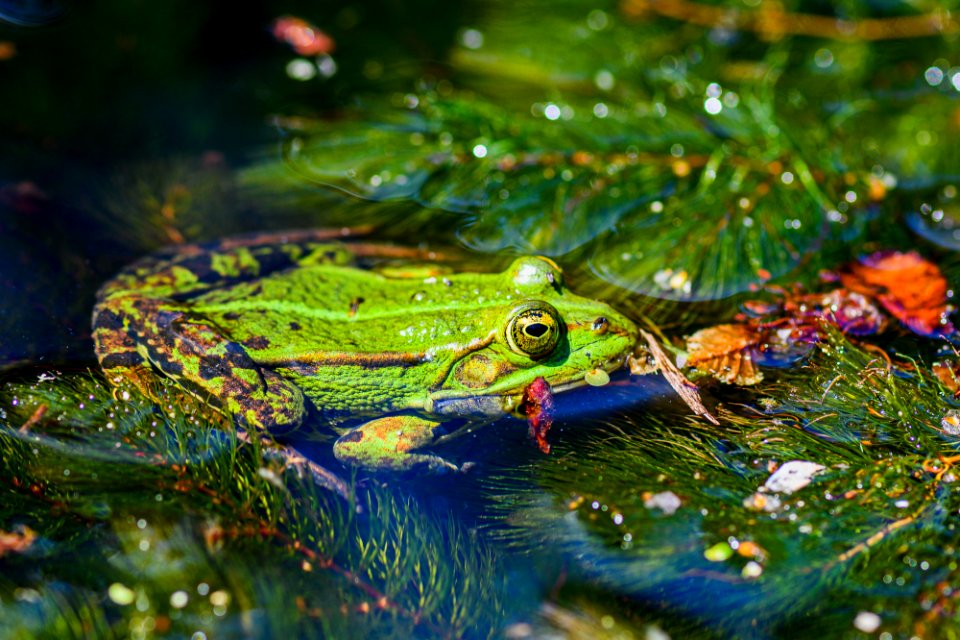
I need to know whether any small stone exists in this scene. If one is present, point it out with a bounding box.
[764,461,826,494]
[644,491,682,515]
[704,542,733,562]
[741,561,763,578]
[853,611,881,633]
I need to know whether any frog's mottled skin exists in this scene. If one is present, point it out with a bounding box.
[92,230,638,472]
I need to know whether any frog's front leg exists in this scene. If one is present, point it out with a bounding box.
[95,294,306,432]
[333,415,464,473]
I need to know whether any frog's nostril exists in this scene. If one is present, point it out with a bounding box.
[592,317,609,334]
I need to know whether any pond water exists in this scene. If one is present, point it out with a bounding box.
[3,1,960,638]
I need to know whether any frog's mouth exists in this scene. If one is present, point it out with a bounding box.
[424,352,627,419]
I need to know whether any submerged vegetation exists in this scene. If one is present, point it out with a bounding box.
[5,0,960,637]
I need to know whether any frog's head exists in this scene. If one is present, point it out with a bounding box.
[424,257,639,419]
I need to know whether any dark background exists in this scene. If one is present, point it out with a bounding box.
[0,0,472,368]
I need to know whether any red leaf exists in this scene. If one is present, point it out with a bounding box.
[523,377,554,454]
[839,251,954,336]
[786,289,886,336]
[272,16,335,56]
[0,526,36,558]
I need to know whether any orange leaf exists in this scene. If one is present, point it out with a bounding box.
[933,360,960,396]
[0,526,36,558]
[686,324,764,385]
[272,16,335,56]
[839,251,954,336]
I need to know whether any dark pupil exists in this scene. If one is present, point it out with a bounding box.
[524,322,549,338]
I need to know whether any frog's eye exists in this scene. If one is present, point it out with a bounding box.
[505,301,563,359]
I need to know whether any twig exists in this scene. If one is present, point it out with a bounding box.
[639,329,720,425]
[18,404,47,434]
[622,0,957,41]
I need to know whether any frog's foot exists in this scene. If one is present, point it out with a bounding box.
[333,415,466,473]
[93,302,159,392]
[238,431,351,499]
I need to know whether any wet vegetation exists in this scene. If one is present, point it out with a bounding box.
[4,0,960,638]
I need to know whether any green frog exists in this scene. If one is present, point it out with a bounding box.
[92,230,638,474]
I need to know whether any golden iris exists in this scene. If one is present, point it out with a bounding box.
[505,301,563,359]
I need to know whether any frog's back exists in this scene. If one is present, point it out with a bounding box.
[189,264,515,359]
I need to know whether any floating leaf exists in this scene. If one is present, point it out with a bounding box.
[0,526,36,557]
[839,251,955,336]
[685,323,764,385]
[933,359,960,396]
[278,94,715,255]
[784,289,885,336]
[588,157,828,301]
[272,16,335,56]
[270,91,831,300]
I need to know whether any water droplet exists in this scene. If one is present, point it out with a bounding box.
[925,66,944,86]
[853,611,882,633]
[594,69,615,91]
[814,48,834,68]
[460,28,484,49]
[586,9,609,30]
[108,583,136,605]
[285,58,316,81]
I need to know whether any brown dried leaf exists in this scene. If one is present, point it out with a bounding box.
[639,330,719,425]
[685,323,764,385]
[933,360,960,396]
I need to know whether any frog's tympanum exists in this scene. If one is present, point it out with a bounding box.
[92,230,638,473]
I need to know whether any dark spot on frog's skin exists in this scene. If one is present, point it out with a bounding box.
[198,360,225,380]
[244,336,271,350]
[339,430,364,443]
[223,312,241,321]
[195,343,254,380]
[175,255,218,284]
[289,321,302,331]
[92,308,125,331]
[100,351,145,370]
[160,358,184,376]
[155,310,179,329]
